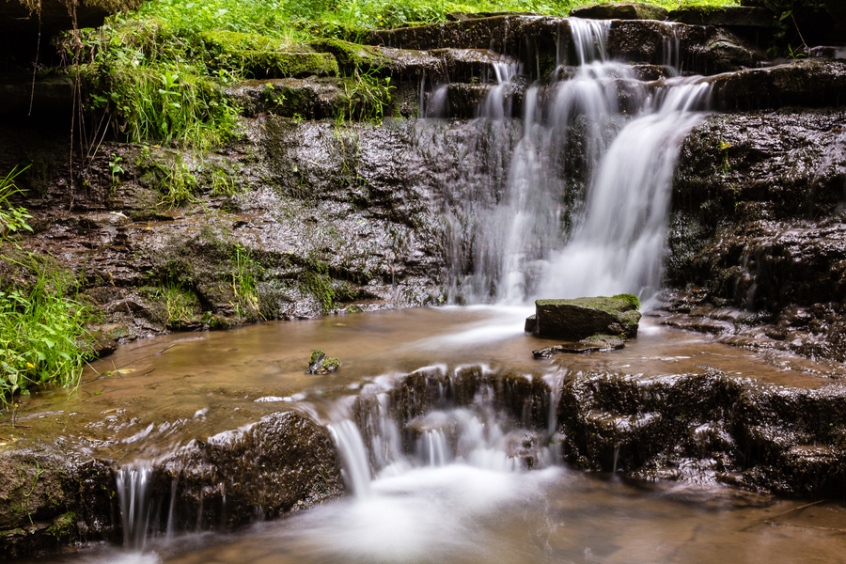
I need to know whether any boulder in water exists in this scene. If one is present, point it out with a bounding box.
[526,295,641,340]
[308,349,341,374]
[570,2,669,21]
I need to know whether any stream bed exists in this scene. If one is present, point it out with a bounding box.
[8,307,846,563]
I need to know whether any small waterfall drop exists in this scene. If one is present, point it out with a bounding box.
[116,464,153,551]
[327,368,563,499]
[328,417,373,498]
[539,78,711,299]
[479,61,521,119]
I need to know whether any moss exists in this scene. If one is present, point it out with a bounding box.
[198,31,339,78]
[611,293,641,310]
[309,38,391,74]
[47,511,76,538]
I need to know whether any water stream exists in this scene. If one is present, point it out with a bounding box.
[19,17,846,564]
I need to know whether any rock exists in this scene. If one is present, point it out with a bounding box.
[198,32,339,79]
[570,2,669,21]
[533,334,626,358]
[308,349,341,374]
[606,20,766,74]
[668,6,773,29]
[528,295,641,340]
[706,59,846,111]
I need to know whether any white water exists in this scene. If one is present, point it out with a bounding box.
[457,18,712,304]
[116,465,154,552]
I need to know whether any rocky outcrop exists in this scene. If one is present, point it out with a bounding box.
[667,108,846,360]
[0,411,342,560]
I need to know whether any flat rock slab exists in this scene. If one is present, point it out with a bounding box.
[527,295,641,340]
[668,6,773,28]
[570,2,669,21]
[533,335,626,358]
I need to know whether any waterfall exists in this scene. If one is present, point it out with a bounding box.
[539,78,711,299]
[454,18,712,304]
[479,61,521,119]
[328,418,373,498]
[116,464,153,551]
[327,369,563,499]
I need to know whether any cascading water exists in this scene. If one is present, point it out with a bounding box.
[116,465,154,552]
[326,367,560,497]
[454,18,712,304]
[539,78,711,299]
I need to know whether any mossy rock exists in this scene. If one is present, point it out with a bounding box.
[309,38,391,75]
[528,294,641,340]
[198,31,339,78]
[570,2,668,21]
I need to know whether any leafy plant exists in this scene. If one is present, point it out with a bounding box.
[0,167,34,242]
[0,255,94,406]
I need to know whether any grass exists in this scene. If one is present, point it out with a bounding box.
[231,244,263,319]
[0,170,95,407]
[66,0,739,151]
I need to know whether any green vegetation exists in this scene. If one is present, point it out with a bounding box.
[231,244,263,319]
[67,0,739,151]
[0,169,94,406]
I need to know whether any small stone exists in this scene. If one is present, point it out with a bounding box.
[308,349,341,374]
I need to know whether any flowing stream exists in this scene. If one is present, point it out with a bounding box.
[23,17,846,564]
[29,307,846,564]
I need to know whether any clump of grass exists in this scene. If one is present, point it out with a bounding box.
[0,169,94,406]
[161,284,200,326]
[136,147,200,207]
[231,244,263,319]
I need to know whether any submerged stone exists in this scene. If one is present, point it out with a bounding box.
[570,2,669,21]
[527,295,641,340]
[533,334,626,358]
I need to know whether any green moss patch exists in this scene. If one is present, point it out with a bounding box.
[199,31,339,78]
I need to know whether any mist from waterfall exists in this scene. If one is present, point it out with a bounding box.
[451,18,711,304]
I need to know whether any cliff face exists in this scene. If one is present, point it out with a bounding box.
[2,12,845,360]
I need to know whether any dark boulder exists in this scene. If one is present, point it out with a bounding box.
[668,6,773,28]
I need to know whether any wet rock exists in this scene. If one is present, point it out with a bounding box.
[308,349,341,374]
[159,411,343,528]
[0,452,115,560]
[809,46,846,60]
[528,295,641,340]
[707,59,846,110]
[532,334,626,358]
[226,78,347,119]
[570,2,669,21]
[669,109,846,352]
[607,20,766,74]
[668,6,773,29]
